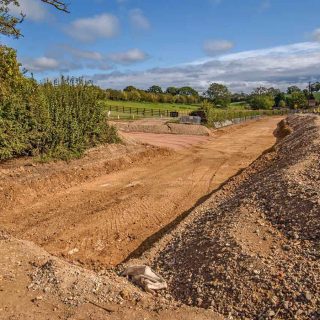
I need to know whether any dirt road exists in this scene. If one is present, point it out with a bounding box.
[0,117,282,268]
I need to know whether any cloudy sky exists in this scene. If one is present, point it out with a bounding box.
[2,0,320,92]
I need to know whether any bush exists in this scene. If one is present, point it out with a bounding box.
[286,91,308,109]
[0,45,119,162]
[39,78,120,160]
[279,100,286,108]
[249,95,274,110]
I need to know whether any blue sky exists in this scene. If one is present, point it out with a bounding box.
[2,0,320,92]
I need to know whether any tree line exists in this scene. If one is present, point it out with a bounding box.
[106,85,201,104]
[105,82,319,109]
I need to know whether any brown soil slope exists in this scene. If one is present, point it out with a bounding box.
[0,231,223,320]
[0,117,281,269]
[151,115,320,319]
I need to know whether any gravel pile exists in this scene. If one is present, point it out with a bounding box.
[152,115,320,319]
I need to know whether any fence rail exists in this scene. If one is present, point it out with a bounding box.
[106,105,191,118]
[106,104,290,121]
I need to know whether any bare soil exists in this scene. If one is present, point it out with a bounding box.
[112,119,211,136]
[0,231,223,320]
[146,115,320,319]
[1,116,294,320]
[0,117,282,271]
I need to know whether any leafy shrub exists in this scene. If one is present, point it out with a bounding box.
[249,95,274,110]
[0,45,119,162]
[286,91,308,109]
[197,102,284,128]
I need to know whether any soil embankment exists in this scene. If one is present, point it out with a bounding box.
[146,115,320,319]
[0,117,282,270]
[113,119,211,136]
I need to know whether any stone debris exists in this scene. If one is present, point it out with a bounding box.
[152,115,320,319]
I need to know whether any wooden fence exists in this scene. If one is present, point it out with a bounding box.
[106,105,190,117]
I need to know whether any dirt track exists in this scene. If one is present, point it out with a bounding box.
[0,117,283,269]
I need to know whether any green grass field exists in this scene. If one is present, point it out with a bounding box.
[102,99,255,120]
[103,99,200,111]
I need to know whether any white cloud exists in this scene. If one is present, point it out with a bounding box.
[203,40,234,56]
[312,28,320,42]
[108,48,148,64]
[9,0,47,21]
[129,9,150,30]
[66,14,119,42]
[22,46,147,73]
[90,42,320,92]
[62,46,103,61]
[24,57,60,72]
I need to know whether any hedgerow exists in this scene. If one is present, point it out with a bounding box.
[0,45,119,161]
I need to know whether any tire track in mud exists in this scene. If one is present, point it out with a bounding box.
[0,117,283,269]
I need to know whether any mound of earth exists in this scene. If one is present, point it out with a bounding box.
[147,115,320,319]
[113,121,211,136]
[0,231,222,320]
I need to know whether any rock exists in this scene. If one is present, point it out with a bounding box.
[120,288,131,300]
[196,298,203,306]
[32,295,43,302]
[282,244,291,251]
[267,309,275,317]
[304,291,312,301]
[68,248,79,255]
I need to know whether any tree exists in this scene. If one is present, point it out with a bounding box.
[249,94,274,110]
[274,92,286,107]
[278,100,286,108]
[205,83,231,108]
[127,90,141,101]
[266,87,281,97]
[148,85,163,94]
[286,91,307,109]
[252,87,269,96]
[0,0,68,38]
[231,92,248,102]
[123,86,138,92]
[178,86,199,97]
[166,87,178,95]
[287,86,301,94]
[310,82,320,92]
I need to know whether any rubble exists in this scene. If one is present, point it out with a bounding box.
[152,115,320,319]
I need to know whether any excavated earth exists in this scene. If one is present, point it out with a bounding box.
[132,115,320,320]
[0,117,281,270]
[1,115,319,319]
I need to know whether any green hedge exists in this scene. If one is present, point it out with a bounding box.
[205,108,286,128]
[0,46,119,162]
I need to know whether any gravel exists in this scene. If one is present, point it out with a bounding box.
[152,115,320,319]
